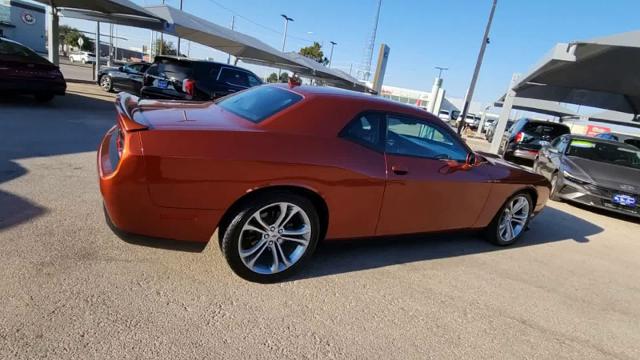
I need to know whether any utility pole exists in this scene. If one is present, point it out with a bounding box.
[159,0,165,55]
[328,41,337,67]
[457,0,497,135]
[227,15,235,64]
[435,66,448,79]
[278,14,294,77]
[176,0,183,56]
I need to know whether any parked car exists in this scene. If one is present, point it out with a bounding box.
[498,118,570,162]
[0,37,66,102]
[69,51,96,64]
[97,62,150,94]
[140,55,263,101]
[533,134,640,218]
[482,118,496,133]
[437,109,451,122]
[594,132,640,149]
[99,84,550,282]
[485,120,514,142]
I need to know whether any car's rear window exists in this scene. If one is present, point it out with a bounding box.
[216,86,303,123]
[0,41,48,64]
[523,122,569,138]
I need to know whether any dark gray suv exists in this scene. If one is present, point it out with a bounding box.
[141,56,263,101]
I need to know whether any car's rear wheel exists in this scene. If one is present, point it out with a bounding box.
[100,75,113,92]
[221,192,320,283]
[485,192,532,246]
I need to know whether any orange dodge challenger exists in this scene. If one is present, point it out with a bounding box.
[98,84,550,282]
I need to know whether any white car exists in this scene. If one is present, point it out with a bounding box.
[69,51,96,64]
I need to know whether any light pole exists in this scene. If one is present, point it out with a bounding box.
[328,41,337,67]
[176,0,183,56]
[435,66,448,79]
[457,0,497,135]
[279,14,294,77]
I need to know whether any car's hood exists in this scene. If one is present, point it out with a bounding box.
[565,156,640,192]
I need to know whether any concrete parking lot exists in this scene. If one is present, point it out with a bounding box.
[1,82,640,359]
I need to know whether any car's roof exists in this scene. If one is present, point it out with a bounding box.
[276,84,431,116]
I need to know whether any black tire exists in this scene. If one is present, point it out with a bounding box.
[221,192,321,283]
[549,173,561,201]
[100,75,113,92]
[485,192,533,246]
[34,93,54,102]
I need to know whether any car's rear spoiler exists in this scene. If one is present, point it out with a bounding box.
[115,92,149,132]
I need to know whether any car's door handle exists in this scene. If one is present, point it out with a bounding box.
[391,165,408,175]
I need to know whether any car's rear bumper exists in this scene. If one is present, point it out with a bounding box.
[556,178,640,218]
[0,78,66,95]
[512,149,539,160]
[98,126,223,242]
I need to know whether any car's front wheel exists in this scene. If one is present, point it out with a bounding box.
[485,192,532,246]
[100,75,113,92]
[221,192,320,283]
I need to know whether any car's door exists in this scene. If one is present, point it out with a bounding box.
[376,114,494,235]
[109,65,129,90]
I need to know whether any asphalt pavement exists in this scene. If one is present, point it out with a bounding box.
[1,82,640,359]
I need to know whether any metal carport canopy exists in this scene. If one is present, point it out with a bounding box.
[33,0,164,27]
[494,96,577,118]
[511,31,640,115]
[143,5,304,70]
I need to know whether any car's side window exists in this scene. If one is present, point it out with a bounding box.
[385,115,468,161]
[248,74,262,87]
[219,68,250,87]
[341,113,384,151]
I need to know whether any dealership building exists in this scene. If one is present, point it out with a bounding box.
[0,0,46,54]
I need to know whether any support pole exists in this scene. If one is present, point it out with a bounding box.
[47,5,59,66]
[227,15,235,64]
[490,73,520,153]
[457,0,497,135]
[94,21,101,81]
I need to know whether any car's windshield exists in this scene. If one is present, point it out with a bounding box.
[566,139,640,170]
[216,86,303,123]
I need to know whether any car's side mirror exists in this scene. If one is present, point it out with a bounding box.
[466,152,477,167]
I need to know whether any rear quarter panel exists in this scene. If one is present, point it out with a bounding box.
[139,129,387,239]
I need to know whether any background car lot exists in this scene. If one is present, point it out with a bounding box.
[2,81,640,359]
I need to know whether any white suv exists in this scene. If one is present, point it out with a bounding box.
[69,51,96,64]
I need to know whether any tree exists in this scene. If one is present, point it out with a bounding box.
[299,42,328,65]
[266,72,279,83]
[60,25,93,51]
[278,72,289,83]
[154,39,177,56]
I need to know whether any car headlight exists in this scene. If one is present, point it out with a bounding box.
[563,170,591,185]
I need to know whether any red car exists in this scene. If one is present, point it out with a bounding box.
[98,84,550,282]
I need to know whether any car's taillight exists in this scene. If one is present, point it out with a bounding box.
[116,128,124,158]
[515,131,525,143]
[183,79,195,96]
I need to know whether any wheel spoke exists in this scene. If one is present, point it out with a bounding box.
[240,238,268,258]
[281,224,310,236]
[270,243,279,273]
[512,198,526,212]
[251,213,270,232]
[273,203,288,228]
[280,206,300,229]
[511,216,526,225]
[280,236,309,246]
[506,222,514,240]
[246,240,269,268]
[243,224,267,235]
[275,242,291,267]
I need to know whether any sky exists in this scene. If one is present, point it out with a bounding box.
[54,0,640,104]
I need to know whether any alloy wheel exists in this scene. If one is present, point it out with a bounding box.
[100,76,111,91]
[498,195,530,242]
[238,202,311,275]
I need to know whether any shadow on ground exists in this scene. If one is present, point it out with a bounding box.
[292,206,603,280]
[0,91,115,230]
